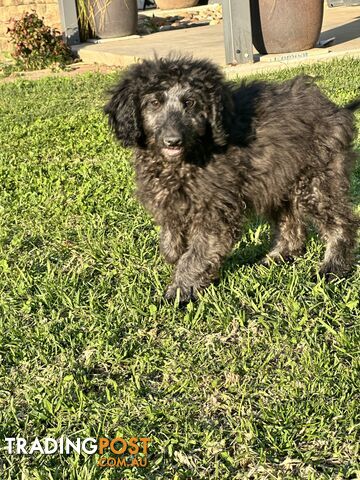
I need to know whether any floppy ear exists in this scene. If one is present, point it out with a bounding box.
[209,83,234,146]
[104,77,143,147]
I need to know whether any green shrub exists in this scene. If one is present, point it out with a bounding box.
[7,11,73,70]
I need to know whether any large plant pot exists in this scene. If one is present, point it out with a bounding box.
[250,0,324,54]
[156,0,199,9]
[93,0,138,38]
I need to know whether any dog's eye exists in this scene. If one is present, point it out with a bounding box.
[150,99,161,108]
[184,98,196,108]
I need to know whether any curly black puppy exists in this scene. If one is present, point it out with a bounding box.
[105,56,359,304]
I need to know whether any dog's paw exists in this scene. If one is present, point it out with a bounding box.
[258,255,273,267]
[258,253,295,267]
[318,261,349,282]
[164,284,197,307]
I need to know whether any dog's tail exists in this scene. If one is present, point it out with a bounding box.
[345,98,360,112]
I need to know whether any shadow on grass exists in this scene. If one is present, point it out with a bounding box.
[221,217,271,278]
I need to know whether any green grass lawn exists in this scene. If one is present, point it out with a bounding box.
[0,58,359,480]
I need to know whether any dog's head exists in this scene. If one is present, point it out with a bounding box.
[104,56,233,160]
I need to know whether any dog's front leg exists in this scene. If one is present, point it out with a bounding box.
[159,225,186,265]
[164,226,235,305]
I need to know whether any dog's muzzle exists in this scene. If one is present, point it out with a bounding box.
[161,133,184,158]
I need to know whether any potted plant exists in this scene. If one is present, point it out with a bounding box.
[155,0,199,9]
[77,0,138,39]
[250,0,324,54]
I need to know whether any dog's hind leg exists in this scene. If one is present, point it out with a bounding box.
[314,204,357,279]
[306,171,358,279]
[262,204,307,265]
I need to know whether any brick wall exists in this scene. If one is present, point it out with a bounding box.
[0,0,63,52]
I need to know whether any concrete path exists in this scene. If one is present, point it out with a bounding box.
[73,3,360,76]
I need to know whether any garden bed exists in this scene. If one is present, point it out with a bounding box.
[138,3,222,35]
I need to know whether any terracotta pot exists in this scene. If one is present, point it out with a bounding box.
[156,0,199,9]
[93,0,138,38]
[250,0,324,54]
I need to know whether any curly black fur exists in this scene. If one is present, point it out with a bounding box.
[105,56,359,304]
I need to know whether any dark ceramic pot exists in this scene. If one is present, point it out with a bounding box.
[250,0,324,54]
[93,0,138,38]
[156,0,199,9]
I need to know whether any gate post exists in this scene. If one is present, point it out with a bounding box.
[222,0,253,64]
[58,0,80,45]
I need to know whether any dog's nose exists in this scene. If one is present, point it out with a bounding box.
[163,135,182,147]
